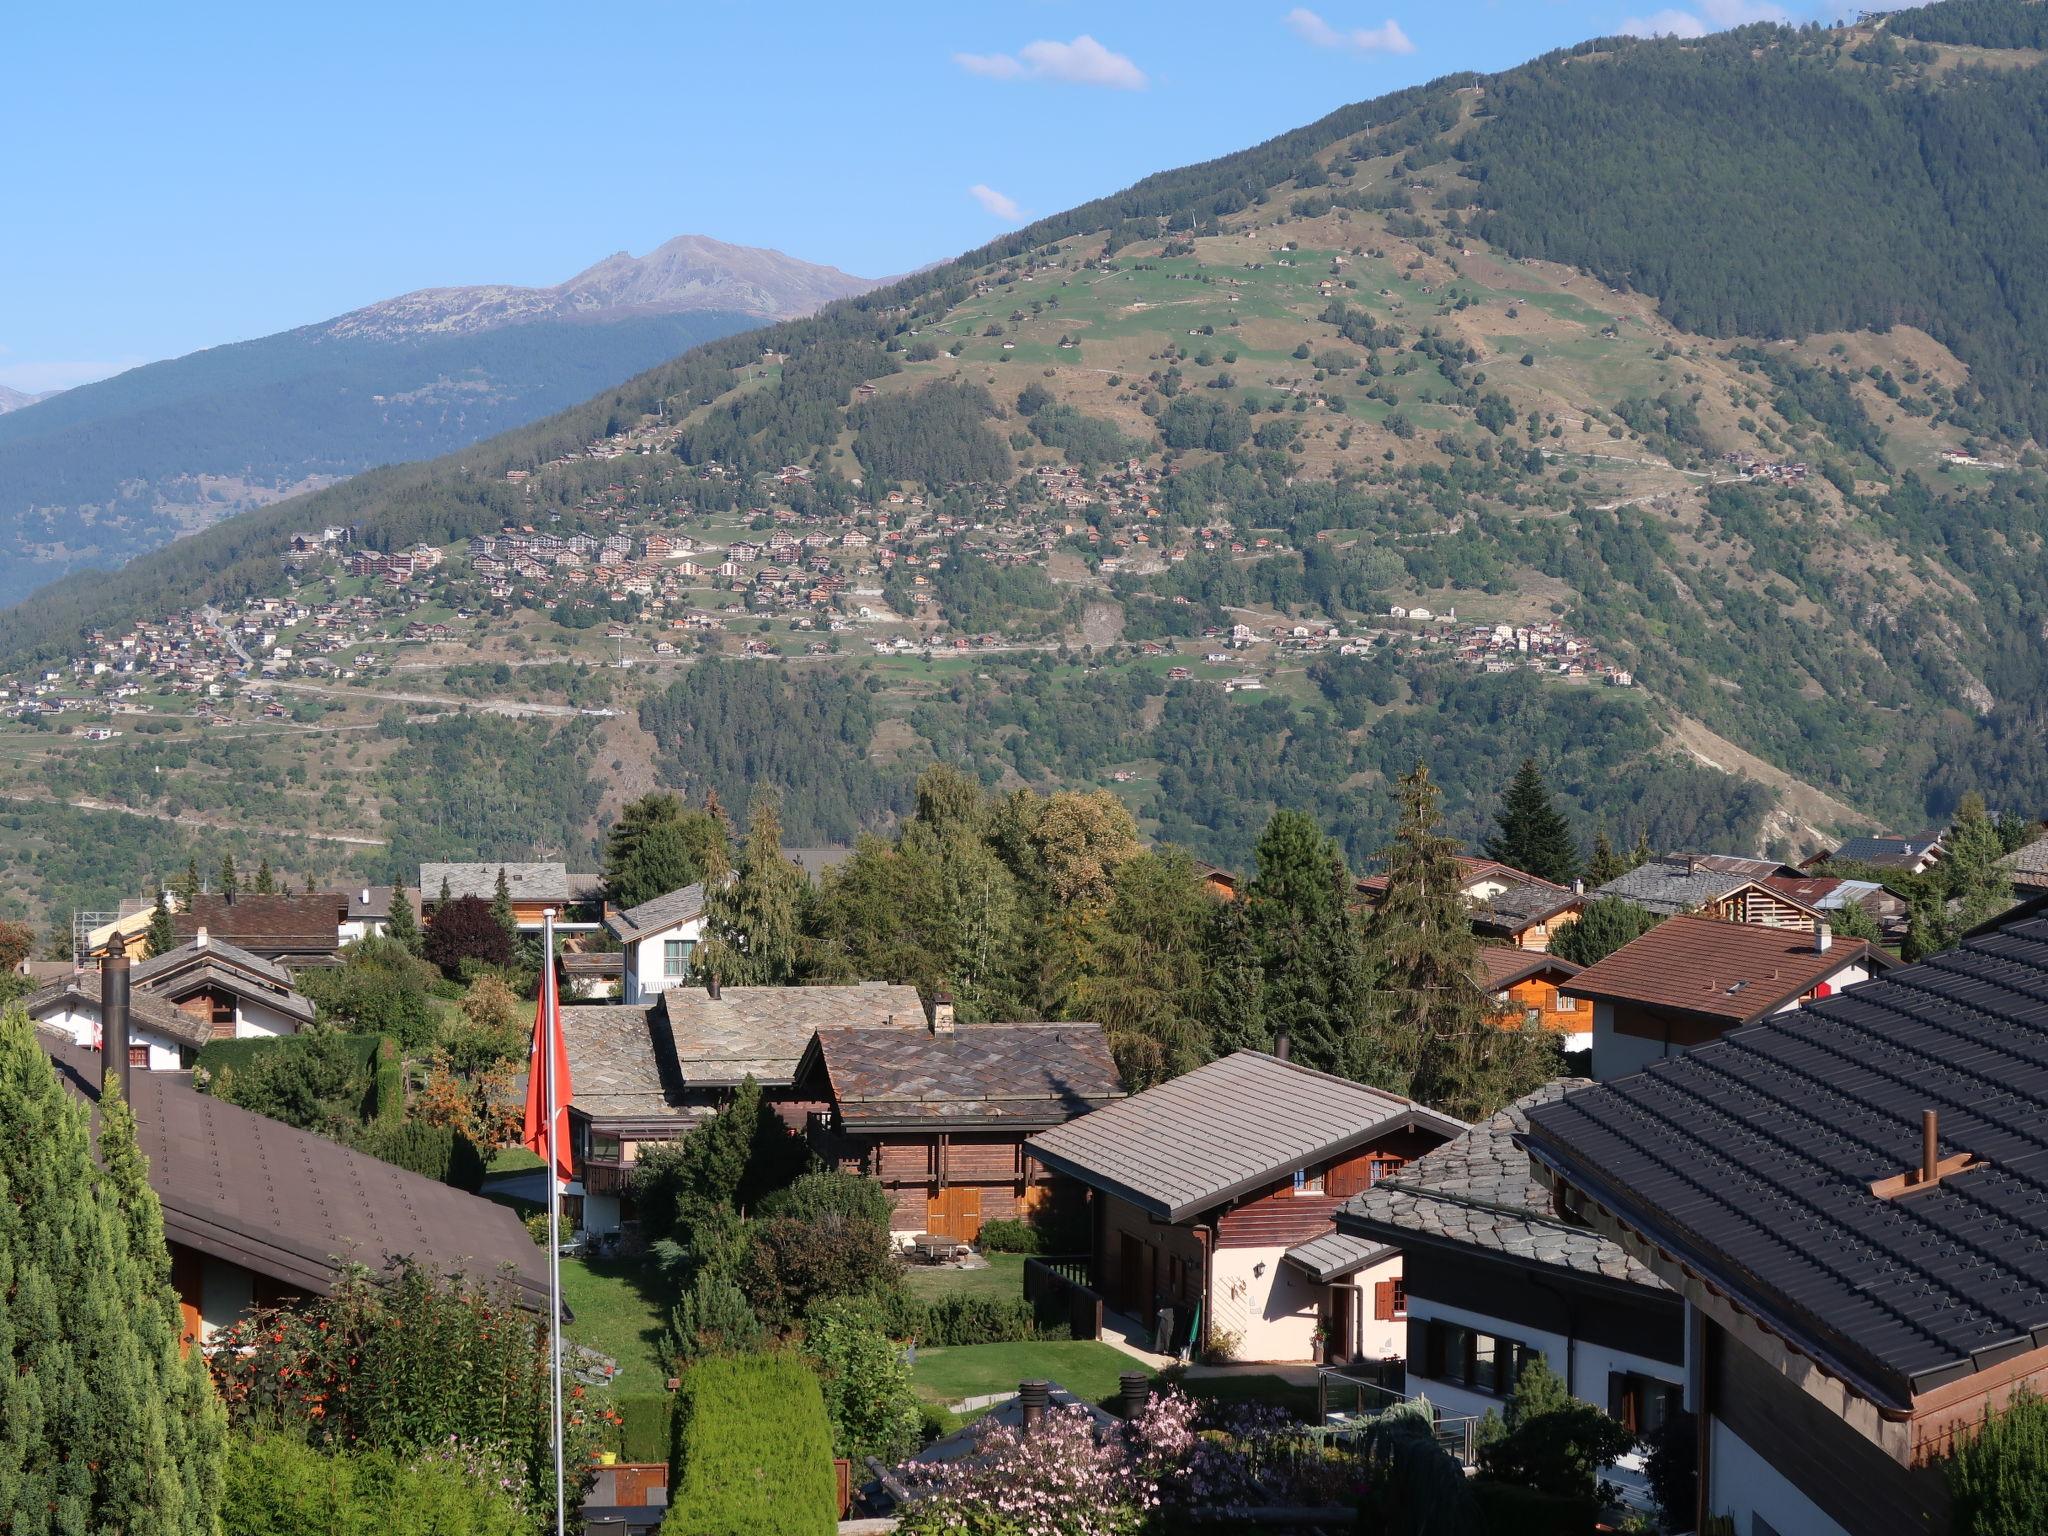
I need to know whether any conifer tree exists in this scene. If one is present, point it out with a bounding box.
[174,856,202,910]
[385,884,423,956]
[253,857,276,895]
[1629,829,1654,870]
[218,853,238,899]
[604,792,725,910]
[1201,896,1269,1056]
[696,793,805,987]
[1483,758,1581,885]
[1244,809,1361,1075]
[1587,825,1627,887]
[146,889,176,959]
[0,1005,224,1533]
[489,866,518,940]
[1368,763,1557,1121]
[1946,791,2014,933]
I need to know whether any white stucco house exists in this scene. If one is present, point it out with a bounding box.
[604,883,707,1005]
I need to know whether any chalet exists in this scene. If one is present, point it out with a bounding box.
[1519,899,2048,1535]
[1476,947,1588,1051]
[419,862,603,931]
[660,980,928,1109]
[1563,914,1892,1081]
[1356,854,1560,908]
[36,1016,545,1347]
[1026,1050,1463,1364]
[1336,1081,1683,1480]
[1763,874,1909,937]
[563,1003,699,1237]
[605,883,708,1004]
[794,1005,1124,1241]
[1805,832,1947,875]
[1591,855,1820,927]
[168,893,349,969]
[1469,881,1584,951]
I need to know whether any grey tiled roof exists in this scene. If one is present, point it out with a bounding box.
[1829,835,1942,864]
[605,883,707,940]
[131,939,316,1026]
[1026,1051,1466,1223]
[562,1004,697,1125]
[809,1023,1124,1128]
[1336,1080,1662,1289]
[1591,858,1762,916]
[1283,1229,1396,1283]
[420,862,571,902]
[661,982,928,1088]
[1471,883,1581,933]
[24,977,216,1049]
[136,935,294,993]
[1999,837,2048,889]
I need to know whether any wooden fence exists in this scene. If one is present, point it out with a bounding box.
[1023,1254,1104,1340]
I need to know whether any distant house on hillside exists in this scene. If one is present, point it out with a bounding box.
[1591,856,1819,927]
[1027,1050,1464,1365]
[1563,914,1892,1080]
[419,862,603,930]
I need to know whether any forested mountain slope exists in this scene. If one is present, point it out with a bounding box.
[6,1,2048,914]
[0,238,877,608]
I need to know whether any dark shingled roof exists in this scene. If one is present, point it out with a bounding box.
[1521,903,2048,1410]
[806,1023,1125,1129]
[38,1036,551,1309]
[1470,883,1583,936]
[562,1003,698,1130]
[1337,1080,1662,1290]
[1027,1051,1465,1223]
[605,883,707,941]
[172,894,346,956]
[1560,914,1889,1025]
[24,976,215,1049]
[661,982,927,1088]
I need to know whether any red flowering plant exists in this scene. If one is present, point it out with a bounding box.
[209,1258,608,1511]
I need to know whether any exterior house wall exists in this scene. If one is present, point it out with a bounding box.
[1402,1294,1683,1424]
[1708,1417,1853,1536]
[1097,1192,1207,1323]
[1591,960,1876,1080]
[232,994,302,1038]
[40,1000,191,1070]
[1491,976,1591,1050]
[1212,1244,1322,1362]
[1500,909,1579,953]
[625,917,702,1005]
[1332,1250,1407,1364]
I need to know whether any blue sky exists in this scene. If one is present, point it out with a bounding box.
[3,0,1816,393]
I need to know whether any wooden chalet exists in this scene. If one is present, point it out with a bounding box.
[1592,854,1819,927]
[1027,1050,1463,1365]
[1476,946,1588,1051]
[793,1006,1124,1241]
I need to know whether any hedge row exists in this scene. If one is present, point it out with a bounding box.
[195,1033,401,1123]
[665,1354,836,1536]
[882,1291,1057,1346]
[222,1432,527,1536]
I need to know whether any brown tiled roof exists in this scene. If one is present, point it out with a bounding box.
[806,1023,1124,1129]
[38,1036,550,1308]
[1560,914,1890,1024]
[172,893,345,954]
[1357,854,1560,898]
[1474,946,1581,994]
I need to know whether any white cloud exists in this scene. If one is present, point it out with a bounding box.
[1619,7,1709,35]
[1619,0,1786,37]
[968,184,1024,222]
[953,34,1148,89]
[1285,8,1417,55]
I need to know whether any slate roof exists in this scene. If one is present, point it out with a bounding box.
[1026,1051,1466,1223]
[420,862,572,903]
[1591,858,1810,918]
[660,982,928,1087]
[1475,946,1581,994]
[605,883,707,941]
[1560,914,1889,1025]
[1999,837,2048,891]
[1678,852,1801,880]
[38,1035,551,1309]
[1336,1080,1662,1290]
[1829,834,1944,865]
[24,976,215,1049]
[1470,883,1582,935]
[137,936,297,994]
[1761,875,1896,912]
[1521,902,2048,1409]
[1358,854,1558,899]
[346,886,399,921]
[1282,1229,1397,1283]
[805,1023,1125,1129]
[562,1004,697,1128]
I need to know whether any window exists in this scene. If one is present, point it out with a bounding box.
[1368,1153,1406,1186]
[128,1043,149,1069]
[1424,1320,1535,1396]
[663,938,694,978]
[1609,1371,1682,1436]
[1293,1168,1325,1196]
[590,1132,622,1164]
[1373,1277,1407,1321]
[1556,994,1578,1013]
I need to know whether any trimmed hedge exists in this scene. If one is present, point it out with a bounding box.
[882,1291,1046,1346]
[355,1120,487,1193]
[975,1217,1041,1253]
[196,1033,398,1122]
[664,1354,836,1536]
[614,1393,674,1464]
[223,1432,528,1536]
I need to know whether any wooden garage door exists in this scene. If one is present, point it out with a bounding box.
[927,1186,983,1243]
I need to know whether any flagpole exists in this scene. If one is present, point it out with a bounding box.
[543,906,567,1536]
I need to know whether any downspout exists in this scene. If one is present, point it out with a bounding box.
[1196,1222,1216,1360]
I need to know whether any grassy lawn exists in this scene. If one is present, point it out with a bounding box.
[489,1146,544,1173]
[909,1340,1141,1408]
[559,1257,669,1391]
[901,1252,1026,1301]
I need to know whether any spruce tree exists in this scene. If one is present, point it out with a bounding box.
[0,1006,224,1533]
[1483,758,1581,885]
[1201,896,1269,1056]
[1369,763,1558,1121]
[696,794,804,987]
[1946,792,2013,932]
[1244,810,1361,1075]
[385,884,423,956]
[146,889,177,959]
[1587,826,1627,887]
[174,856,202,910]
[253,857,276,895]
[603,792,723,910]
[489,867,518,940]
[218,853,238,899]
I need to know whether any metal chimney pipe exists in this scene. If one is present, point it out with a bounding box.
[102,953,132,1097]
[1272,1029,1291,1062]
[1018,1380,1049,1435]
[1922,1108,1938,1186]
[1119,1371,1150,1421]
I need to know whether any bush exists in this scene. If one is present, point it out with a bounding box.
[198,1033,387,1138]
[758,1170,895,1230]
[742,1211,898,1333]
[425,896,514,976]
[1477,1358,1635,1501]
[1948,1389,2048,1536]
[1470,1478,1599,1536]
[299,938,442,1050]
[1643,1409,1697,1529]
[924,1294,1040,1347]
[805,1297,922,1460]
[223,1432,530,1536]
[356,1119,487,1193]
[665,1354,837,1536]
[975,1217,1042,1253]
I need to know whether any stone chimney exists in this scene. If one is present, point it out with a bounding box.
[1815,917,1832,955]
[194,926,210,949]
[706,973,721,1000]
[930,993,956,1035]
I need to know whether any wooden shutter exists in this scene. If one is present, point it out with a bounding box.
[1374,1280,1396,1321]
